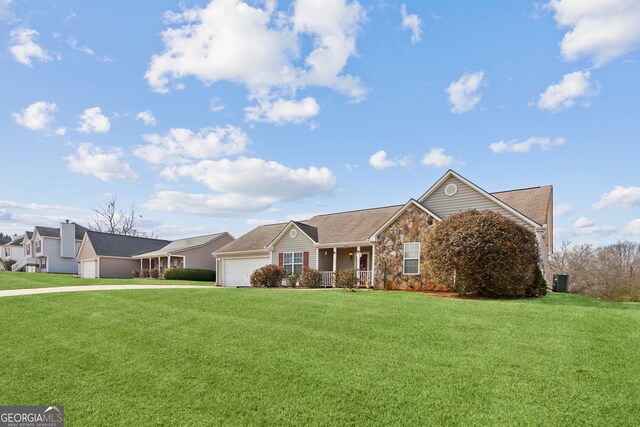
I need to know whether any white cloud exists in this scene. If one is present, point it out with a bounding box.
[146,157,336,216]
[134,126,249,165]
[592,186,640,210]
[490,136,566,153]
[546,0,640,66]
[285,212,321,221]
[247,218,275,226]
[554,203,574,217]
[574,216,595,228]
[209,97,225,112]
[626,218,640,236]
[368,150,410,170]
[136,110,157,126]
[1,0,14,21]
[421,148,455,168]
[445,71,484,113]
[401,4,422,44]
[245,96,320,124]
[77,107,111,133]
[538,71,596,112]
[12,101,57,131]
[0,199,83,213]
[55,127,67,136]
[9,28,52,67]
[66,143,137,182]
[67,36,112,62]
[145,0,367,102]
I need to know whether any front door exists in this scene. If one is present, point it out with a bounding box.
[359,253,368,271]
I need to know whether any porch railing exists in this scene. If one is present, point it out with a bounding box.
[320,271,372,288]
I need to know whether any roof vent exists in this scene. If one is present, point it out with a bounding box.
[444,183,458,196]
[289,229,298,239]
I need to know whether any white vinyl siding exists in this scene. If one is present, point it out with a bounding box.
[422,176,534,230]
[403,242,420,275]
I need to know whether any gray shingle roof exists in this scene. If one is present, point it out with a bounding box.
[216,205,403,254]
[216,223,288,253]
[133,233,227,258]
[86,231,171,257]
[492,186,552,226]
[34,223,90,240]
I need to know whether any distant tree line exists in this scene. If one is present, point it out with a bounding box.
[549,241,640,302]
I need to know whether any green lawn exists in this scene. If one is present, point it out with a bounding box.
[0,271,213,289]
[0,288,638,425]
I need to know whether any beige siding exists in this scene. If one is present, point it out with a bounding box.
[422,176,534,230]
[317,249,333,271]
[271,224,316,267]
[77,238,97,260]
[336,248,355,271]
[99,257,140,278]
[175,235,233,271]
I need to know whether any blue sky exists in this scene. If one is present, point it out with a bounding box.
[1,0,639,246]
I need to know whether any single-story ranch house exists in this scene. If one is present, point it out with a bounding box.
[78,231,234,278]
[214,170,552,289]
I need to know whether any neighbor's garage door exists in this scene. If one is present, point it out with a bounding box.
[81,260,97,278]
[222,257,270,286]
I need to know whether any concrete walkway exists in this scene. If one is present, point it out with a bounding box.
[0,285,215,298]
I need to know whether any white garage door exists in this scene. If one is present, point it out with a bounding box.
[81,260,97,278]
[222,257,270,287]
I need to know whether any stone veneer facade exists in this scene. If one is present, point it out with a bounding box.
[373,203,449,291]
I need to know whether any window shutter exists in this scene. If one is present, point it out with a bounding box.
[278,253,284,267]
[303,251,309,268]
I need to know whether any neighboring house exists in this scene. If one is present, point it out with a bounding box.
[77,232,170,278]
[214,170,553,288]
[13,222,89,273]
[1,234,25,270]
[132,233,234,274]
[77,231,234,278]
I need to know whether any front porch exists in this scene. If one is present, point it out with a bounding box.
[138,255,185,276]
[316,245,373,288]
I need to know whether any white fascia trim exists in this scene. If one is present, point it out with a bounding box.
[214,249,271,257]
[266,222,316,249]
[314,241,371,248]
[418,170,542,229]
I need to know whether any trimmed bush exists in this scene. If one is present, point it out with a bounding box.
[528,265,548,297]
[132,270,141,278]
[424,209,540,298]
[250,264,285,288]
[163,268,215,282]
[150,268,160,279]
[286,272,301,287]
[335,268,358,291]
[141,269,150,278]
[300,268,323,288]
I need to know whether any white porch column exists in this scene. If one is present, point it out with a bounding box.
[356,246,361,271]
[332,248,337,273]
[168,255,171,269]
[158,256,161,274]
[315,248,319,269]
[371,243,376,284]
[149,258,152,270]
[140,259,142,270]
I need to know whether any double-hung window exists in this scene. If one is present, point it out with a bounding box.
[403,242,420,275]
[4,247,9,257]
[283,252,303,274]
[35,240,42,253]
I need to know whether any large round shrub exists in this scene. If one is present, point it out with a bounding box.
[424,209,541,297]
[250,264,285,288]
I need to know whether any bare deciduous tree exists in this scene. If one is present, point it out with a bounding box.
[549,240,640,301]
[90,197,155,237]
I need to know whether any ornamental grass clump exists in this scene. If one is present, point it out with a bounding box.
[425,209,541,297]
